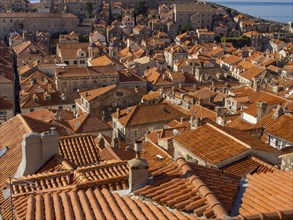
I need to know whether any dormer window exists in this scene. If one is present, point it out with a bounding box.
[33,94,39,102]
[44,93,51,101]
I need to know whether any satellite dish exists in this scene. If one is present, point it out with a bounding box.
[173,129,180,136]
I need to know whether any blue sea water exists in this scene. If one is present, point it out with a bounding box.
[204,0,293,23]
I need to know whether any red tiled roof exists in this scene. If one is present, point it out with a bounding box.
[59,134,100,166]
[0,115,69,205]
[187,104,217,122]
[112,103,186,127]
[10,187,197,220]
[239,171,293,216]
[174,123,249,165]
[265,114,293,143]
[141,141,172,170]
[0,97,13,109]
[220,156,278,177]
[80,85,117,101]
[226,117,253,130]
[67,114,111,133]
[25,109,55,123]
[134,158,239,217]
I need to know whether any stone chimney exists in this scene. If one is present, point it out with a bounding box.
[252,78,259,91]
[128,140,149,192]
[272,105,284,119]
[15,129,59,178]
[111,136,119,148]
[190,112,202,130]
[102,111,106,121]
[116,108,121,119]
[257,102,268,122]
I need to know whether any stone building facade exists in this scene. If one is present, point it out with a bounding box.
[173,3,214,30]
[0,13,79,41]
[55,65,119,94]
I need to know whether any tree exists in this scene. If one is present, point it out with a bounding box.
[134,0,148,16]
[221,35,251,48]
[86,2,93,18]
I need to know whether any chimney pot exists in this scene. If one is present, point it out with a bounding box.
[116,108,121,119]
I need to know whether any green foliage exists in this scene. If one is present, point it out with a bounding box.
[79,35,89,42]
[86,2,93,17]
[221,35,251,48]
[215,35,222,42]
[134,0,148,16]
[278,37,290,43]
[112,14,122,21]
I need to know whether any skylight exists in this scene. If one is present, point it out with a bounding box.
[0,146,8,157]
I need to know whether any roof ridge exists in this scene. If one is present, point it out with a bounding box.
[77,160,128,171]
[250,156,278,171]
[207,123,252,150]
[13,170,72,182]
[124,105,139,126]
[188,174,228,218]
[175,158,227,218]
[18,114,33,133]
[73,114,88,132]
[59,133,96,139]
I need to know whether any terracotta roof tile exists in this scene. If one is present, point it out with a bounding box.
[264,114,293,143]
[0,115,70,205]
[112,103,186,127]
[67,113,111,133]
[222,55,241,65]
[25,109,55,123]
[10,187,196,220]
[90,54,123,67]
[221,156,278,177]
[239,171,293,216]
[59,134,100,166]
[141,141,172,170]
[174,123,249,165]
[187,104,217,122]
[134,158,239,217]
[0,97,13,110]
[80,85,117,101]
[240,66,265,80]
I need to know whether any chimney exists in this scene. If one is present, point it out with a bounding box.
[111,136,119,148]
[257,102,268,122]
[180,117,185,123]
[252,78,259,91]
[128,140,149,192]
[272,105,284,119]
[190,113,202,130]
[116,108,121,119]
[15,130,59,178]
[102,111,106,121]
[214,106,222,117]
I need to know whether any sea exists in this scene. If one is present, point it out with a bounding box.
[201,0,293,23]
[29,0,293,24]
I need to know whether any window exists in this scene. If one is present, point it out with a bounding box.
[30,108,34,112]
[74,60,77,65]
[58,106,63,110]
[131,129,138,138]
[72,104,76,108]
[80,60,85,64]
